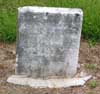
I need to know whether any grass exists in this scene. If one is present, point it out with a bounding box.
[88,40,97,47]
[84,63,97,70]
[0,0,100,43]
[88,80,97,88]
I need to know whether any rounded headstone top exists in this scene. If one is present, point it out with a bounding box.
[18,6,83,15]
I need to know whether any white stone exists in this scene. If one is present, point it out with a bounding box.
[7,75,92,88]
[18,6,83,14]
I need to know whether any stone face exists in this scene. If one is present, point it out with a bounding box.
[16,6,83,78]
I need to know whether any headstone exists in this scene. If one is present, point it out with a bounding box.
[16,6,83,78]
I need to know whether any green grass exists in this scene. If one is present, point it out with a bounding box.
[88,80,97,88]
[88,40,97,47]
[0,0,100,43]
[84,63,97,70]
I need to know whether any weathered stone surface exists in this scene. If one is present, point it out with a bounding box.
[7,75,92,88]
[16,6,83,78]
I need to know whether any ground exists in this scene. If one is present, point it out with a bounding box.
[0,40,100,94]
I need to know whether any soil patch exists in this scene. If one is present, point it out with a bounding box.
[0,40,100,94]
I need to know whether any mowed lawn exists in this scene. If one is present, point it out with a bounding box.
[0,0,100,43]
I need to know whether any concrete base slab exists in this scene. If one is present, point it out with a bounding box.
[7,75,92,88]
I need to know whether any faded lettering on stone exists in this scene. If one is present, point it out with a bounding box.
[17,7,83,78]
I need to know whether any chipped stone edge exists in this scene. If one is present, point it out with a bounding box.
[7,75,92,88]
[18,6,83,15]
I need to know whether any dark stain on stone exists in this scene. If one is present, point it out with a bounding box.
[52,48,65,62]
[17,47,24,57]
[47,14,61,25]
[33,51,37,54]
[34,67,41,78]
[42,56,49,65]
[74,13,81,23]
[46,12,49,16]
[64,14,73,28]
[75,13,80,17]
